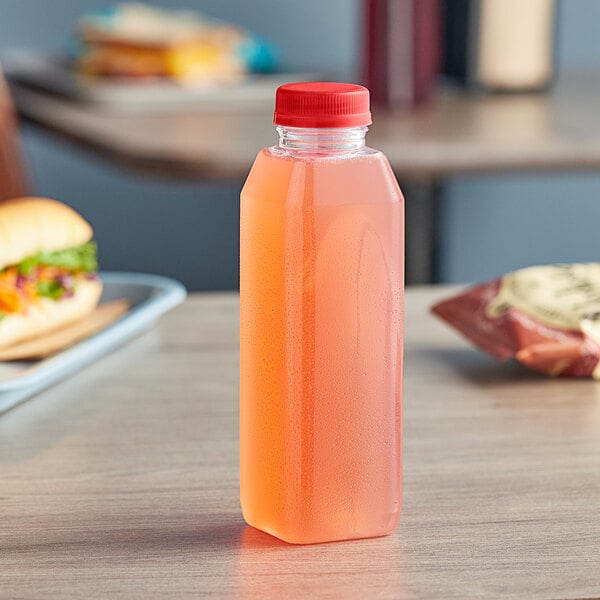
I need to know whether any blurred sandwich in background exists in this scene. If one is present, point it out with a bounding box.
[74,3,278,85]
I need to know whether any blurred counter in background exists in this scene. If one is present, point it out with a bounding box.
[9,69,600,284]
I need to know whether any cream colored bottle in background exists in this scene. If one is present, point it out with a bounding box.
[476,0,555,90]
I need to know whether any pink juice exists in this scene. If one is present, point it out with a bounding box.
[240,83,404,544]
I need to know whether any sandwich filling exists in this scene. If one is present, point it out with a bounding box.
[0,241,98,321]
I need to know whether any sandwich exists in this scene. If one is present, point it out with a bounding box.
[75,4,246,83]
[0,197,101,350]
[74,4,278,85]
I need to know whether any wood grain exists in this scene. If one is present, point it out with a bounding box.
[10,71,600,180]
[0,299,129,361]
[1,289,600,599]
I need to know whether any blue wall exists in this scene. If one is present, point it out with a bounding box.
[439,174,600,282]
[1,0,599,287]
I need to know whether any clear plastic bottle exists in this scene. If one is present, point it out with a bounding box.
[240,82,404,544]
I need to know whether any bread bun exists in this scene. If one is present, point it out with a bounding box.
[0,197,93,271]
[0,279,102,349]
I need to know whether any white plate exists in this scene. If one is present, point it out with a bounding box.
[0,271,186,413]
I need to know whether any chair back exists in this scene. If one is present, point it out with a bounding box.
[0,72,28,201]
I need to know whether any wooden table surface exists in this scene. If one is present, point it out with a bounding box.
[2,288,600,599]
[10,71,600,180]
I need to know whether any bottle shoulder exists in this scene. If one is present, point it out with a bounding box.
[243,144,402,206]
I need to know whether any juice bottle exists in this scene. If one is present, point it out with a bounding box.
[240,82,404,544]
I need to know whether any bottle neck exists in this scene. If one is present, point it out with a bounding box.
[277,126,368,154]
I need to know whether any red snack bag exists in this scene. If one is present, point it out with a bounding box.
[431,264,600,377]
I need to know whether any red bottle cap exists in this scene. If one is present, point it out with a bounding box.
[274,82,372,128]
